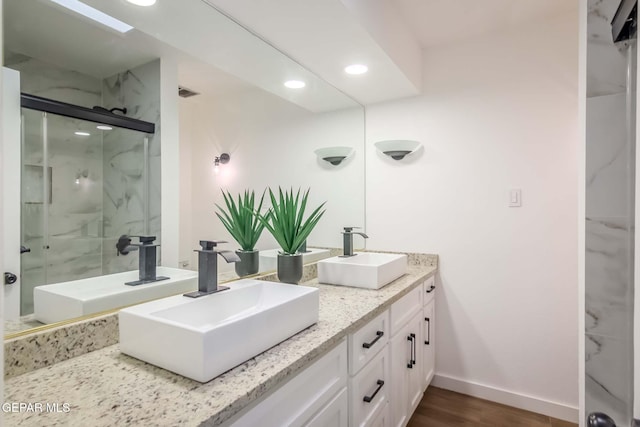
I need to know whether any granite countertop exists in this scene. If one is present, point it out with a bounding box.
[5,265,436,427]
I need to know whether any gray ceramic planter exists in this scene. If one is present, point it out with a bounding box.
[277,253,303,284]
[235,250,259,277]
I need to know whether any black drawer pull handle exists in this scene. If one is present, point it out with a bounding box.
[362,331,384,349]
[363,380,385,403]
[411,333,416,365]
[426,284,435,293]
[407,334,416,368]
[425,317,430,345]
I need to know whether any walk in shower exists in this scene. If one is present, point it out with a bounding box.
[18,94,156,316]
[585,0,637,425]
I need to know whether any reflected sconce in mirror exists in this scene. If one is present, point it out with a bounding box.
[75,169,89,185]
[374,140,421,160]
[314,146,354,166]
[214,153,230,174]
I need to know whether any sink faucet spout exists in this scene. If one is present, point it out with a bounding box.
[341,227,369,257]
[184,240,239,298]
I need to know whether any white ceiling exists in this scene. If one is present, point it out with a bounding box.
[391,0,578,48]
[3,0,579,111]
[208,0,423,105]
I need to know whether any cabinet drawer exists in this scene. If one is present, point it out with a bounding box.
[305,387,348,427]
[349,310,389,375]
[350,345,390,427]
[423,276,436,305]
[229,339,347,427]
[390,285,422,335]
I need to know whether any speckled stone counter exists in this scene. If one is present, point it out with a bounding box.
[5,264,436,427]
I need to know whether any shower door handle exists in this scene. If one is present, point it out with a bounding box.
[4,272,17,285]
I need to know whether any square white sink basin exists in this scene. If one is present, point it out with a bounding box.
[34,267,198,324]
[259,248,331,272]
[317,253,408,289]
[119,279,319,382]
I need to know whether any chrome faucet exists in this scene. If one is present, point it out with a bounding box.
[117,235,169,286]
[184,240,240,298]
[341,227,369,257]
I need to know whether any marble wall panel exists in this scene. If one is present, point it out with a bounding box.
[586,1,635,423]
[101,60,161,274]
[587,0,627,97]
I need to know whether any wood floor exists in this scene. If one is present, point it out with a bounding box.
[407,387,577,427]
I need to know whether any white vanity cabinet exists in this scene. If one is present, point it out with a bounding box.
[223,274,437,427]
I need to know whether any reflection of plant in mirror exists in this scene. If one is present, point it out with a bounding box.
[256,187,326,255]
[215,190,267,251]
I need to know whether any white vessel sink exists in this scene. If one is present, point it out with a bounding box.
[119,279,319,382]
[317,253,408,289]
[259,248,331,272]
[34,267,198,324]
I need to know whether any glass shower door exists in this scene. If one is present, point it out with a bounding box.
[19,109,151,316]
[20,108,49,315]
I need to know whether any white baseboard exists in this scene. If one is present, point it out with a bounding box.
[431,374,579,423]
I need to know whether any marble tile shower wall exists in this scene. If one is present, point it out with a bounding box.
[586,1,634,425]
[101,60,161,274]
[4,53,105,314]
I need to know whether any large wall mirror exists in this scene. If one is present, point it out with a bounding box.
[2,0,365,337]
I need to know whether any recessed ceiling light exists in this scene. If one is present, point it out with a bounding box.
[75,131,91,136]
[97,125,113,130]
[125,0,157,6]
[284,80,306,89]
[345,64,368,75]
[50,0,134,33]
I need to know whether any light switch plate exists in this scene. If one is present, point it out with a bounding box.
[509,189,522,207]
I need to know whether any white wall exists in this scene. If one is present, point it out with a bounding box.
[180,89,365,271]
[160,57,181,268]
[365,11,579,421]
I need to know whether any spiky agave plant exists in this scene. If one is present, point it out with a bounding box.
[255,187,326,255]
[215,189,267,251]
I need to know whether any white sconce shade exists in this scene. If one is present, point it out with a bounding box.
[374,140,421,160]
[314,146,354,166]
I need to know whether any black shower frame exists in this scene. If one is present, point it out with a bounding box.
[20,93,155,134]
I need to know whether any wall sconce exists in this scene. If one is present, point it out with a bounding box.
[214,153,230,174]
[314,146,354,166]
[374,140,421,160]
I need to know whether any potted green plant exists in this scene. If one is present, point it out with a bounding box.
[255,187,326,284]
[215,189,267,277]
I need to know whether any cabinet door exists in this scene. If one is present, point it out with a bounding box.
[407,312,423,415]
[350,346,390,427]
[422,299,435,391]
[390,322,412,427]
[305,388,348,427]
[367,403,390,427]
